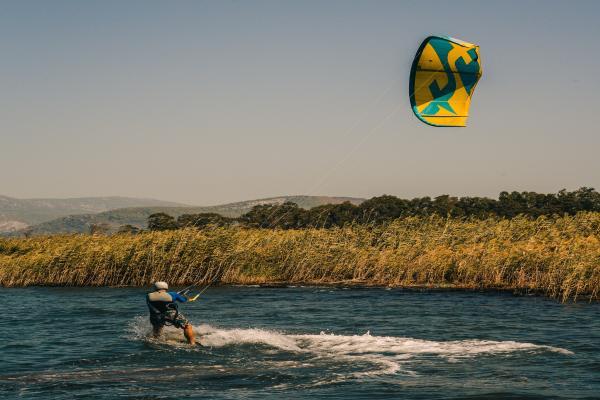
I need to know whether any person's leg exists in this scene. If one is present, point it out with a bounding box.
[183,324,196,345]
[173,311,195,345]
[152,323,163,338]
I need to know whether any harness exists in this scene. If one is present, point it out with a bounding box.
[146,293,179,326]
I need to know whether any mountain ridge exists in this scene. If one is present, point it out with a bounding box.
[0,195,189,232]
[3,195,365,236]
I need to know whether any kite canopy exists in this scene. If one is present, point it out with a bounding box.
[409,36,482,127]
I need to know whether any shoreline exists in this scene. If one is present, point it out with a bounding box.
[1,281,586,301]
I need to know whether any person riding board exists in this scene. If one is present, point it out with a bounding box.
[146,281,198,345]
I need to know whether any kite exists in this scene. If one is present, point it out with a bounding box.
[409,36,482,127]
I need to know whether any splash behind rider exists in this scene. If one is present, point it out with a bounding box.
[146,281,196,345]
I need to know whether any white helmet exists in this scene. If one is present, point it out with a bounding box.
[153,281,168,291]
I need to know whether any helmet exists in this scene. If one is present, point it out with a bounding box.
[153,281,168,291]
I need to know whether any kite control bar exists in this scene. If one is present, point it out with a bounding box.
[177,277,219,302]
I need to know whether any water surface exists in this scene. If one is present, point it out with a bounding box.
[1,287,599,399]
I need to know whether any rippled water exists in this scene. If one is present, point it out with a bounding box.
[1,286,599,399]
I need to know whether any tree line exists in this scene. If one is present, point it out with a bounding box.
[143,187,600,231]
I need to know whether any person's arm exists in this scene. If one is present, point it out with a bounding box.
[168,291,188,303]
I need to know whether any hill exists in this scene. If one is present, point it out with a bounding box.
[8,196,364,236]
[0,195,187,233]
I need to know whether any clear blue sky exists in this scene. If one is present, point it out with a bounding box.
[1,0,599,205]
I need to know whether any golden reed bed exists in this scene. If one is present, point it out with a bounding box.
[1,213,599,301]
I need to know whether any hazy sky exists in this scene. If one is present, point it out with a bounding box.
[2,0,599,205]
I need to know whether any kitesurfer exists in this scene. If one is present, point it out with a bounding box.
[146,281,196,345]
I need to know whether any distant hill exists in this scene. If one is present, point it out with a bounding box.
[7,196,364,236]
[0,195,187,233]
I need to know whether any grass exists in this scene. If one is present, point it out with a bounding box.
[1,213,599,301]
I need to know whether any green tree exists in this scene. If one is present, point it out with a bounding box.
[358,195,410,224]
[304,202,359,228]
[147,213,178,231]
[239,202,306,229]
[456,196,496,218]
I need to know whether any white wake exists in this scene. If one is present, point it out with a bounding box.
[128,317,573,378]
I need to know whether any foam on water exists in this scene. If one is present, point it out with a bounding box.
[128,317,573,378]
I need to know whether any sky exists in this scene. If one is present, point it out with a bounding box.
[1,0,599,206]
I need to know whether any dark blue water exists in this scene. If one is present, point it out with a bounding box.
[1,287,599,399]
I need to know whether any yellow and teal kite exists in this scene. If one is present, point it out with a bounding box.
[409,36,482,127]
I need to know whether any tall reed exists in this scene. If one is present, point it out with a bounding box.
[1,213,599,301]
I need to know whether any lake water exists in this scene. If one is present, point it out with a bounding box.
[1,286,599,399]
